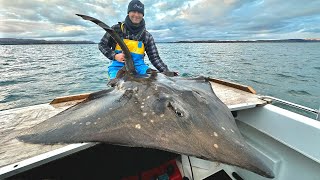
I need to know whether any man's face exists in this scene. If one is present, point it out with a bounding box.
[128,11,143,24]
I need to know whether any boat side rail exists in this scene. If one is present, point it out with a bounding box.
[259,96,320,120]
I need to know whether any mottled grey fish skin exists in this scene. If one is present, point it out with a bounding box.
[18,14,274,178]
[19,74,274,178]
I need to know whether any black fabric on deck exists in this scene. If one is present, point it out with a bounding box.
[9,144,179,179]
[203,170,232,180]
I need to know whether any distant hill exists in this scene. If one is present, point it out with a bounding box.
[2,38,319,45]
[0,38,95,45]
[172,39,320,43]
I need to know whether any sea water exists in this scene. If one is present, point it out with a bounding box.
[0,43,319,118]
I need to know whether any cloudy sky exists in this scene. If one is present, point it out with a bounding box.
[1,0,319,42]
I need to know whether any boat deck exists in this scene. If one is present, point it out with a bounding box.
[0,78,267,177]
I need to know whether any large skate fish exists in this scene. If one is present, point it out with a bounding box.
[18,14,274,178]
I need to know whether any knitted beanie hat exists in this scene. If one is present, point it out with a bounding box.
[127,0,144,15]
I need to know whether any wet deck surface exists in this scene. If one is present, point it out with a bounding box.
[210,81,266,109]
[0,104,70,168]
[0,80,266,168]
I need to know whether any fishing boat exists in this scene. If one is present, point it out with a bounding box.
[0,78,319,179]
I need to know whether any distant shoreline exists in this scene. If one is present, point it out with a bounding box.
[0,38,95,45]
[1,38,319,45]
[169,39,320,43]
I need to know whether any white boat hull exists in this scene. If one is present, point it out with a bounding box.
[181,104,320,179]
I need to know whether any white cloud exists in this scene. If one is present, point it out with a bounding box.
[0,0,319,41]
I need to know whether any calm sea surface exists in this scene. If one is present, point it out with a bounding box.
[0,43,319,117]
